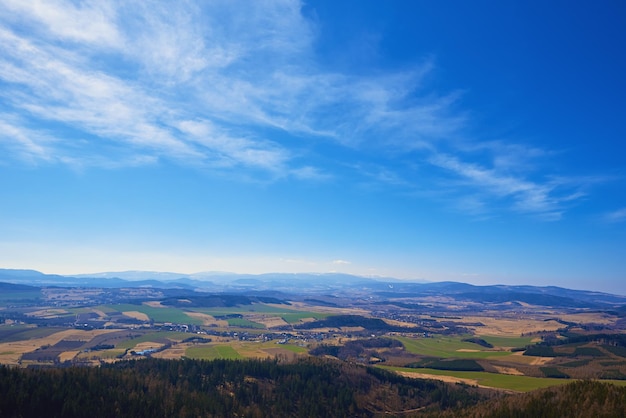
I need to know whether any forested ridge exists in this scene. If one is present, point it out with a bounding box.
[435,380,626,418]
[0,357,488,417]
[1,358,626,417]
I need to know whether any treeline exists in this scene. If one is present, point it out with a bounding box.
[406,358,485,372]
[295,314,426,333]
[296,314,473,335]
[0,357,489,417]
[534,332,626,348]
[524,333,626,358]
[432,380,626,418]
[2,358,625,417]
[160,294,288,308]
[310,337,403,363]
[461,337,493,348]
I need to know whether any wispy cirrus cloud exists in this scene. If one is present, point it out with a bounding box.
[0,0,593,217]
[428,152,589,220]
[0,0,308,175]
[1,0,122,46]
[605,208,626,223]
[0,115,54,163]
[0,0,454,177]
[0,24,201,160]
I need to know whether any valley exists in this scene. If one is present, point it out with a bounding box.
[2,270,626,393]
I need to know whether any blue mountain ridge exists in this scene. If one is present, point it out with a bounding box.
[0,268,624,308]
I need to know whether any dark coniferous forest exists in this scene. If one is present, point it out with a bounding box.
[0,357,489,417]
[1,358,626,417]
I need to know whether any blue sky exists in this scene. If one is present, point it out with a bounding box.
[1,1,625,293]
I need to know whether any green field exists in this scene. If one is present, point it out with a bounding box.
[78,348,126,360]
[226,318,265,329]
[88,305,118,314]
[68,307,97,314]
[277,344,308,354]
[382,365,572,392]
[281,312,332,323]
[193,304,330,324]
[98,304,203,325]
[478,335,535,348]
[396,336,513,359]
[186,344,243,360]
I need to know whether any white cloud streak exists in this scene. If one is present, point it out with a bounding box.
[0,116,54,162]
[0,1,306,175]
[428,153,585,220]
[0,0,591,217]
[605,208,626,223]
[0,0,455,167]
[1,0,122,46]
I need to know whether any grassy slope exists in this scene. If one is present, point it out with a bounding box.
[397,336,512,359]
[185,340,307,360]
[186,345,243,360]
[382,365,571,392]
[99,304,203,325]
[478,335,535,348]
[225,317,265,328]
[193,304,331,324]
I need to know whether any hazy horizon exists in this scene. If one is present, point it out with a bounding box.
[1,2,624,294]
[3,266,625,296]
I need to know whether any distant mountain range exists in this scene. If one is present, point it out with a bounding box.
[0,268,399,291]
[1,268,625,309]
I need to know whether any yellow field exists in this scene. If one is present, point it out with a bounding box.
[122,311,150,321]
[133,341,165,352]
[246,314,288,328]
[152,343,190,359]
[58,350,80,362]
[398,370,481,388]
[450,316,563,336]
[185,312,228,327]
[492,365,524,375]
[503,352,553,365]
[26,309,70,319]
[384,318,422,328]
[0,329,119,365]
[92,309,109,318]
[556,312,616,325]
